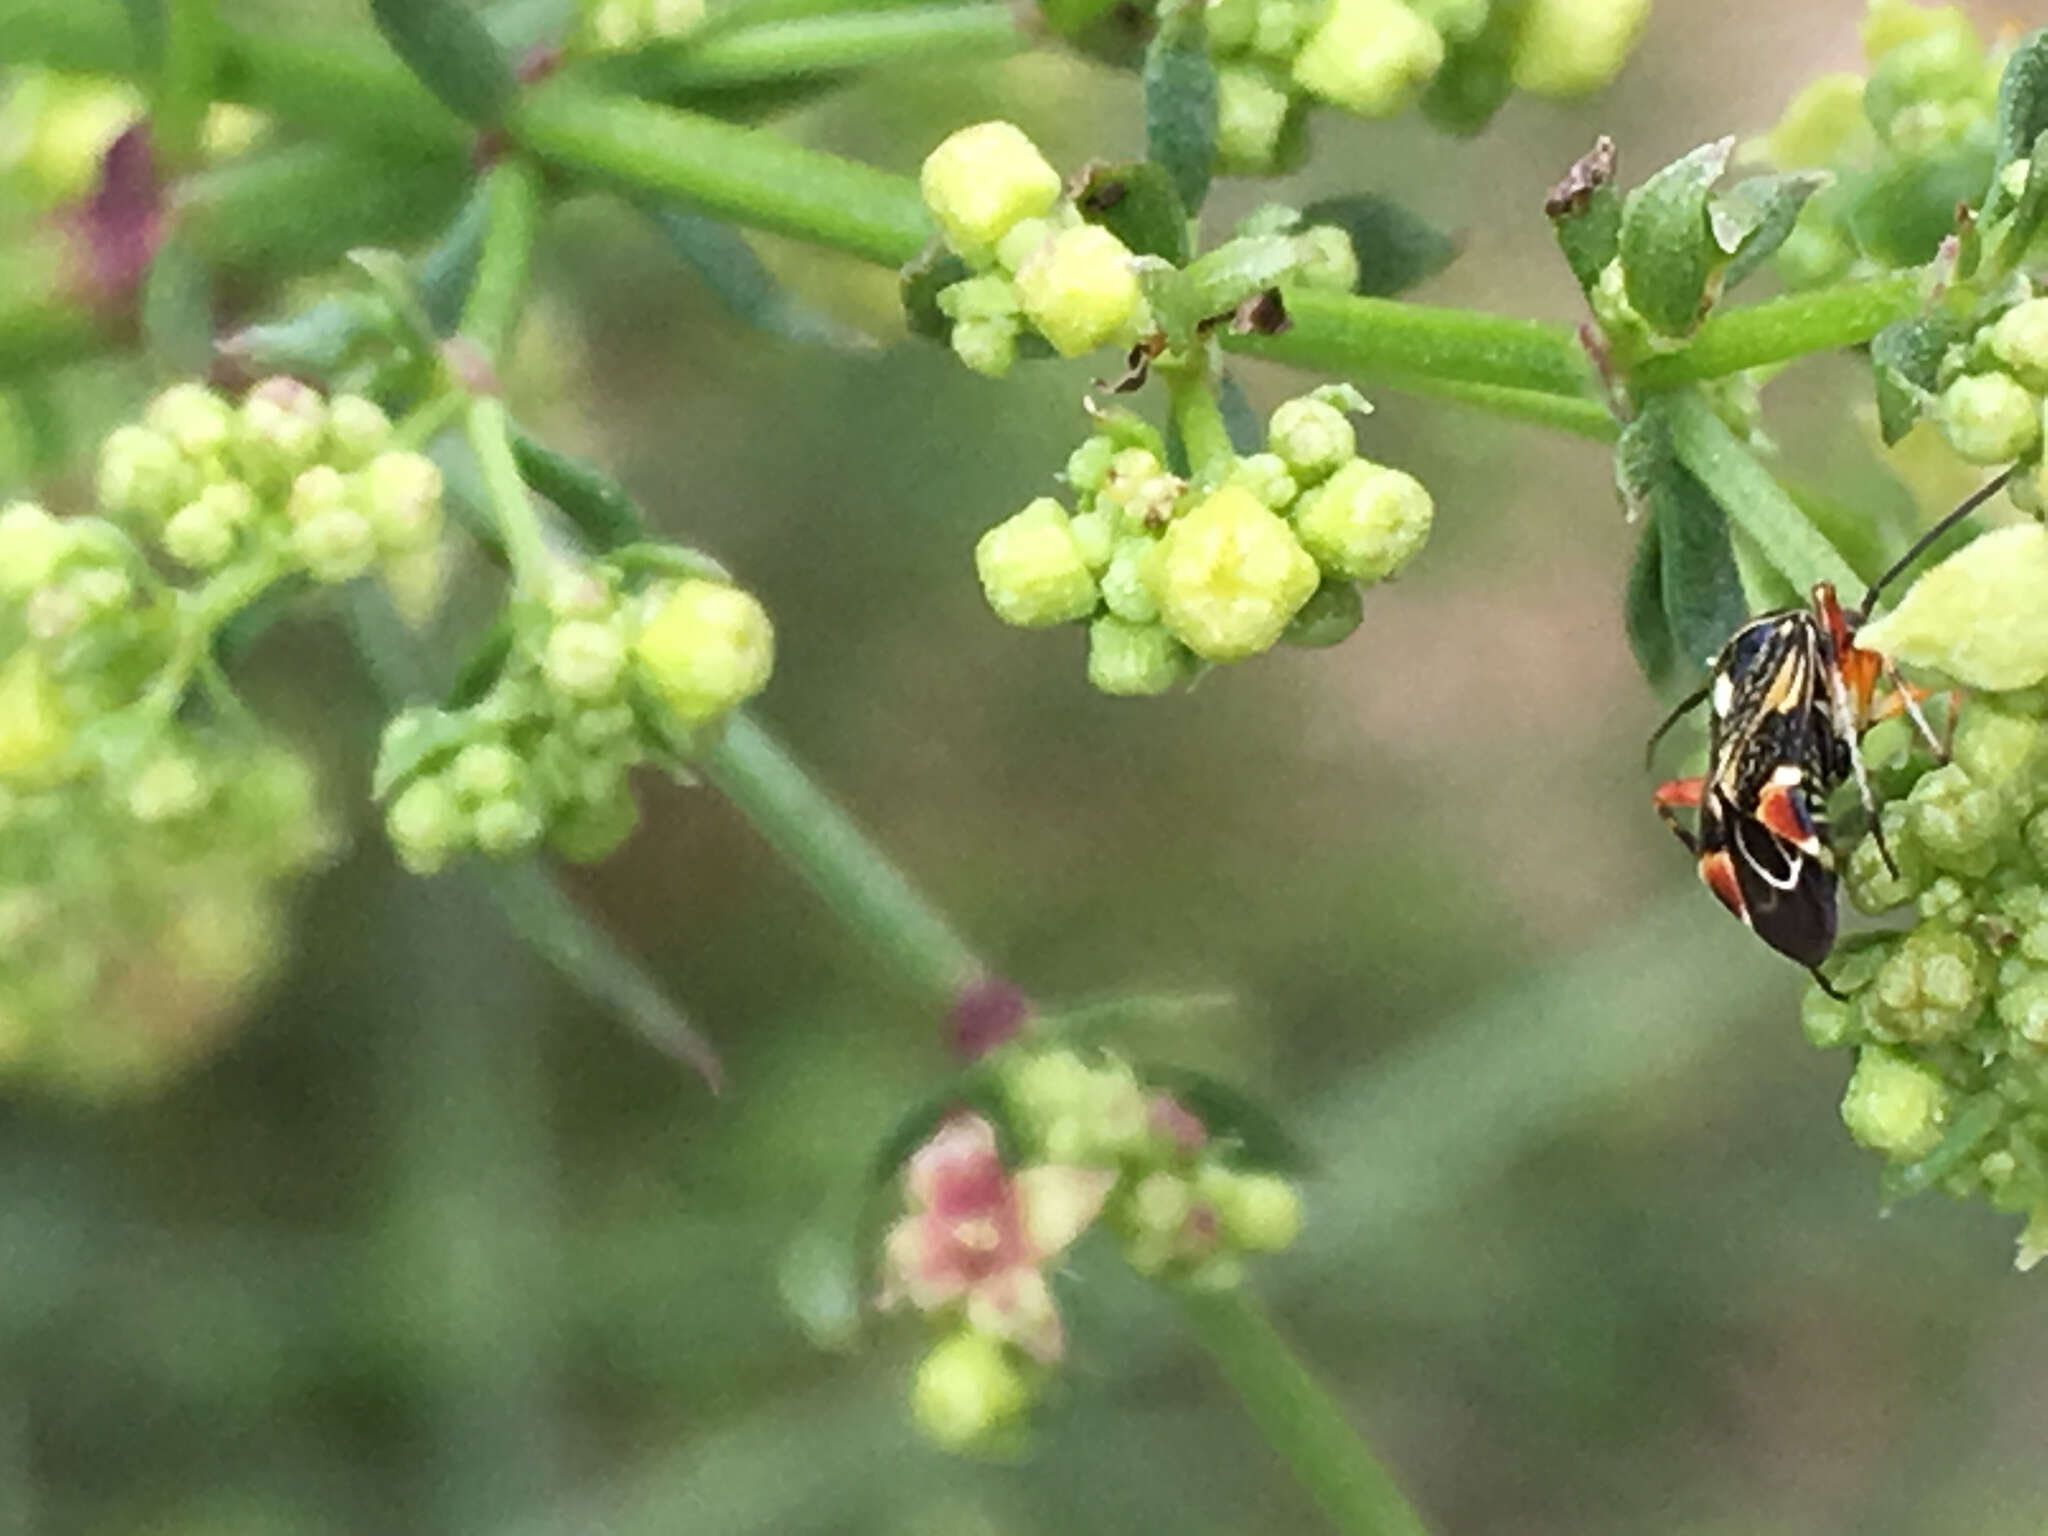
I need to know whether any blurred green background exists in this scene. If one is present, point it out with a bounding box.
[5,2,2048,1532]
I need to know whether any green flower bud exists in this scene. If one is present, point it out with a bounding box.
[291,508,377,584]
[1014,225,1143,358]
[2020,1206,2048,1273]
[1935,371,2040,465]
[1205,0,1259,53]
[1066,509,1115,572]
[449,742,526,807]
[1861,0,1971,63]
[1123,1171,1196,1273]
[1097,449,1180,532]
[125,753,209,824]
[911,1331,1029,1451]
[632,578,777,724]
[993,215,1057,276]
[358,451,445,555]
[0,502,71,596]
[1290,459,1434,582]
[1198,1165,1302,1252]
[1087,615,1188,696]
[1510,0,1651,96]
[1283,579,1364,647]
[1995,968,2048,1049]
[1915,875,1974,929]
[1251,0,1306,57]
[1100,538,1162,624]
[1063,435,1116,497]
[142,383,234,465]
[235,377,329,489]
[2026,807,2048,872]
[1755,73,1875,169]
[1006,1046,1151,1163]
[1865,926,1984,1044]
[326,395,393,469]
[0,650,71,786]
[1841,1047,1950,1161]
[550,785,640,863]
[1228,452,1299,511]
[1845,804,1923,913]
[546,567,615,621]
[1157,486,1319,661]
[286,464,347,523]
[1846,526,2048,692]
[1215,67,1294,176]
[950,318,1020,378]
[1801,981,1859,1050]
[1984,300,2048,395]
[974,498,1100,628]
[1907,763,2007,877]
[162,482,254,571]
[1292,0,1444,117]
[920,121,1063,263]
[1773,213,1858,291]
[938,273,1022,325]
[472,796,545,858]
[97,424,194,524]
[544,619,629,702]
[1267,397,1357,484]
[1952,699,2048,787]
[1291,226,1361,295]
[386,775,463,875]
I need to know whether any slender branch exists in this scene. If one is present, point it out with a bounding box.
[699,712,986,1005]
[1401,378,1618,442]
[510,83,934,268]
[466,397,554,590]
[460,157,544,363]
[1175,1286,1434,1536]
[1166,358,1236,477]
[1629,271,1924,387]
[628,3,1022,88]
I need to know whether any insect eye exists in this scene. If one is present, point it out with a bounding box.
[1727,624,1772,673]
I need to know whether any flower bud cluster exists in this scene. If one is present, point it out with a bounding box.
[1749,3,2003,292]
[1804,690,2048,1268]
[0,489,331,1094]
[576,0,704,52]
[97,379,444,586]
[881,1043,1303,1452]
[1198,0,1646,173]
[378,565,774,874]
[973,387,1432,692]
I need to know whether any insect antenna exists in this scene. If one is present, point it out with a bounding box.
[1644,678,1713,770]
[1859,466,2016,617]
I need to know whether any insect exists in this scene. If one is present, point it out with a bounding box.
[1647,471,2012,988]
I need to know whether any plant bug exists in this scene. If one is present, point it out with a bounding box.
[1647,471,2013,989]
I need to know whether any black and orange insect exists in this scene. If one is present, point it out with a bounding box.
[1648,472,2011,986]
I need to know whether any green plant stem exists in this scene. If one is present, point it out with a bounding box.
[1175,1286,1433,1536]
[698,712,984,1005]
[1630,271,1924,388]
[466,396,554,589]
[511,83,933,267]
[629,3,1021,87]
[154,0,222,169]
[1423,378,1619,442]
[460,157,544,362]
[1661,387,1861,596]
[1166,358,1235,476]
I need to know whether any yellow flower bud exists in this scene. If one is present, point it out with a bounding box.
[1510,0,1652,98]
[1840,1047,1949,1161]
[0,650,71,786]
[632,579,777,724]
[1855,525,2048,691]
[1290,459,1434,582]
[1156,485,1319,661]
[1292,0,1444,117]
[1014,225,1143,358]
[974,498,1100,627]
[920,121,1063,263]
[911,1331,1029,1451]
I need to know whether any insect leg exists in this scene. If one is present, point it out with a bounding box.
[1807,966,1848,1002]
[1644,681,1713,771]
[1652,776,1704,853]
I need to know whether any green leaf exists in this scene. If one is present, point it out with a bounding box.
[1298,193,1456,297]
[1546,137,1622,295]
[1661,387,1859,597]
[1217,371,1261,456]
[1848,142,1990,269]
[1135,259,1205,351]
[1182,233,1301,316]
[868,1065,1012,1182]
[222,297,376,376]
[508,428,651,551]
[897,241,972,342]
[605,540,734,585]
[372,705,473,799]
[1993,127,2048,272]
[1622,512,1675,688]
[475,860,724,1089]
[346,246,441,355]
[1619,137,1734,336]
[645,205,877,351]
[1869,312,1967,445]
[1074,160,1191,265]
[1142,1065,1307,1172]
[445,617,514,709]
[139,230,214,378]
[1143,0,1218,216]
[1713,171,1831,292]
[369,0,516,125]
[1989,26,2048,210]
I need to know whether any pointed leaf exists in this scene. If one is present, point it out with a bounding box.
[1142,1064,1307,1172]
[347,247,441,354]
[1870,312,1967,445]
[369,0,516,125]
[1182,233,1301,315]
[1074,161,1190,264]
[1990,27,2048,212]
[646,205,877,351]
[898,242,972,342]
[1615,406,1745,680]
[1993,128,2048,272]
[1217,372,1261,455]
[1713,171,1831,291]
[1299,192,1456,297]
[1619,137,1734,336]
[1622,511,1675,688]
[1143,0,1218,216]
[1546,137,1622,295]
[140,230,214,377]
[508,427,651,551]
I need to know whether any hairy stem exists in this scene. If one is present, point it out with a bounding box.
[1175,1286,1434,1536]
[460,157,544,363]
[621,3,1022,88]
[1166,356,1236,477]
[1630,272,1924,388]
[466,396,553,589]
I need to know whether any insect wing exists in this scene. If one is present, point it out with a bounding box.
[1713,791,1838,967]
